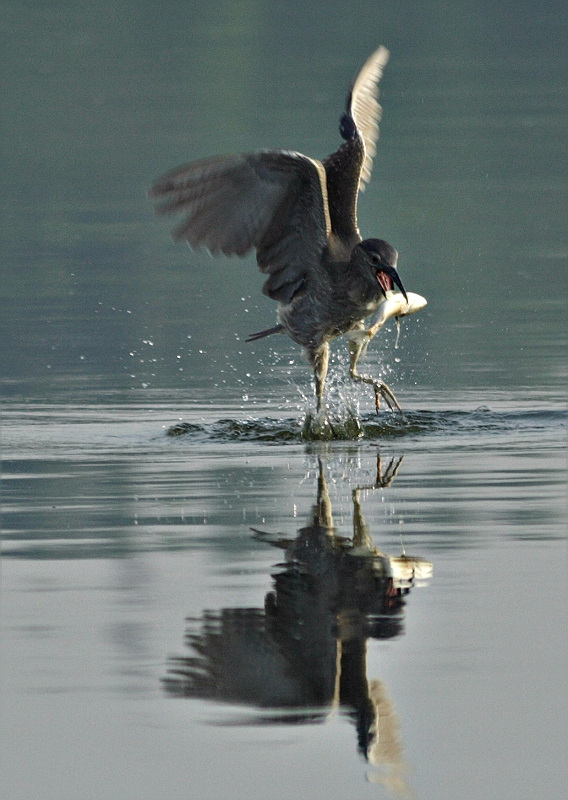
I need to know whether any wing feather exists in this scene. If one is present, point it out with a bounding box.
[150,48,389,300]
[350,46,390,189]
[322,46,389,247]
[150,151,330,303]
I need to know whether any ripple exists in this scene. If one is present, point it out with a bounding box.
[168,417,300,442]
[166,408,565,443]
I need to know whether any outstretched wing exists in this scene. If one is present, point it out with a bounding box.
[349,45,390,189]
[323,46,390,245]
[149,150,331,304]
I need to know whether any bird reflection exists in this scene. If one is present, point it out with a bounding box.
[164,455,431,795]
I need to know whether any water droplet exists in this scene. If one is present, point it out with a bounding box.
[394,318,402,349]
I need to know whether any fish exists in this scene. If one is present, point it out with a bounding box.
[346,291,427,353]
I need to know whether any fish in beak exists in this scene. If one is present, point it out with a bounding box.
[377,265,408,302]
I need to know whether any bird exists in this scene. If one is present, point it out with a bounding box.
[150,47,415,414]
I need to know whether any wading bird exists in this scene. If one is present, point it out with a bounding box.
[150,47,425,413]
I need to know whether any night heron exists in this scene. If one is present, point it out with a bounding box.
[150,47,426,413]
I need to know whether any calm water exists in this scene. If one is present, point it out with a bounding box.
[2,1,567,799]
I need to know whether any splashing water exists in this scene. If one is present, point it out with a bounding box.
[394,318,402,350]
[165,407,565,443]
[301,407,364,441]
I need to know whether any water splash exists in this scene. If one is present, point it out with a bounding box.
[166,408,565,443]
[301,408,364,441]
[394,318,402,350]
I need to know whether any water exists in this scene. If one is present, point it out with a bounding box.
[3,391,566,799]
[2,1,567,799]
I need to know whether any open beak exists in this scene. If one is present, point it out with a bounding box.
[378,266,408,302]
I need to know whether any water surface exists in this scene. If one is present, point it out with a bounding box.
[2,1,567,799]
[3,390,566,799]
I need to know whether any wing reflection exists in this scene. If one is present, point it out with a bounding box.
[164,455,432,794]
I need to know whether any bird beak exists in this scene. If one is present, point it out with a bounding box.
[393,271,408,302]
[378,267,408,302]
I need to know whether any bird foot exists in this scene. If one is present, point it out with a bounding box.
[302,408,336,441]
[302,406,364,441]
[350,373,403,414]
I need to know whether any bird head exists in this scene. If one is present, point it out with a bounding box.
[355,239,407,301]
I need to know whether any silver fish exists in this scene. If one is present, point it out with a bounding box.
[346,291,427,350]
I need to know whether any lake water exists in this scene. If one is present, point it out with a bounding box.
[2,2,567,799]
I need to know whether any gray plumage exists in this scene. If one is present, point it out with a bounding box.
[150,47,408,412]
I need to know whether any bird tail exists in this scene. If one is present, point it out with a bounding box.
[245,324,285,342]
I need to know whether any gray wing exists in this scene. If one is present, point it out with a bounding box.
[323,46,390,245]
[350,45,390,189]
[149,150,331,304]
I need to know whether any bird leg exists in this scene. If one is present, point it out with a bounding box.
[348,334,402,413]
[311,343,330,413]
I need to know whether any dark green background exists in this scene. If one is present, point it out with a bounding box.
[2,0,566,398]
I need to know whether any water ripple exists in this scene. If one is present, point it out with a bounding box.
[166,407,565,443]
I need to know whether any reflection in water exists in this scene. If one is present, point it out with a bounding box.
[164,456,432,795]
